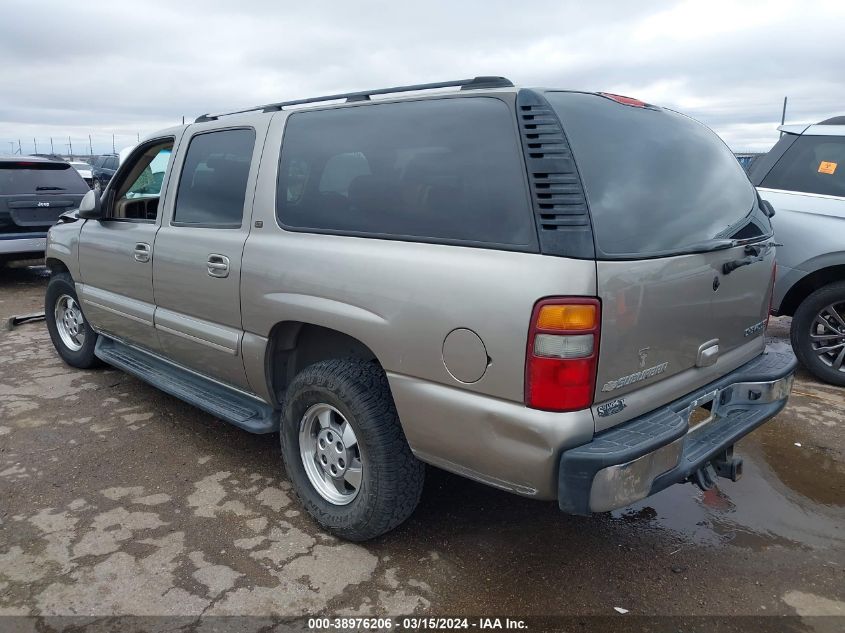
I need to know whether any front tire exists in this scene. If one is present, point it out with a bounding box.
[791,281,845,386]
[45,272,101,368]
[280,359,425,541]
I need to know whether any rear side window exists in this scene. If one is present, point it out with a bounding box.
[276,97,535,248]
[0,161,89,194]
[547,92,767,258]
[173,128,256,227]
[760,135,845,197]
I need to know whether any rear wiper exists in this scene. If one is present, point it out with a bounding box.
[672,239,738,256]
[723,240,782,274]
[36,186,64,191]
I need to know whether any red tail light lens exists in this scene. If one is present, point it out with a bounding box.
[525,298,601,412]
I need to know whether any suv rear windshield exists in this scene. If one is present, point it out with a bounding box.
[760,135,845,198]
[547,92,768,258]
[0,161,89,194]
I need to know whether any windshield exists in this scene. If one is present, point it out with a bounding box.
[546,92,769,258]
[0,161,89,194]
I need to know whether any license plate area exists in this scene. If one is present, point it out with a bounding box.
[10,207,65,226]
[685,390,720,434]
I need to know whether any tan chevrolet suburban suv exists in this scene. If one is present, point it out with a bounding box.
[44,77,797,540]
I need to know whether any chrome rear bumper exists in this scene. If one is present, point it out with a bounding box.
[558,341,797,515]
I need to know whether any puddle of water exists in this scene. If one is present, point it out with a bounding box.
[613,434,844,551]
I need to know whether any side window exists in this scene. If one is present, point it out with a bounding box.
[761,135,845,197]
[319,152,371,195]
[276,98,534,247]
[106,156,119,170]
[109,140,173,221]
[173,128,256,227]
[285,158,310,203]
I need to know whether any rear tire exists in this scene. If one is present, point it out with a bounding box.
[791,281,845,386]
[280,359,424,541]
[45,272,101,369]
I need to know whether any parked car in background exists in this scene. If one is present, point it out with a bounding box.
[69,161,94,189]
[45,77,796,540]
[735,152,764,172]
[750,116,845,386]
[0,156,89,263]
[90,153,119,193]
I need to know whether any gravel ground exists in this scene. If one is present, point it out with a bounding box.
[1,261,843,632]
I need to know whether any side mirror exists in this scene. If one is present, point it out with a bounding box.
[78,189,103,219]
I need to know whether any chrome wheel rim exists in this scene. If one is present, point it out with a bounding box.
[54,294,86,352]
[299,403,363,505]
[810,301,845,373]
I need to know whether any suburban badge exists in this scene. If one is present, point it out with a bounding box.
[602,361,670,392]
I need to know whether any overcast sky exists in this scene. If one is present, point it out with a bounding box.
[2,0,844,155]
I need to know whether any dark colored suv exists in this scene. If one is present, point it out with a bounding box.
[90,153,120,193]
[1,156,89,262]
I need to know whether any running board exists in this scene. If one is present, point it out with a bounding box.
[95,337,278,434]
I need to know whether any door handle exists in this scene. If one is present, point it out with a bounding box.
[207,254,230,278]
[133,242,151,263]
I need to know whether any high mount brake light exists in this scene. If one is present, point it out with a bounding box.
[597,92,650,108]
[525,298,601,412]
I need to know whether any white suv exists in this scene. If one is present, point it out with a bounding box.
[750,117,845,385]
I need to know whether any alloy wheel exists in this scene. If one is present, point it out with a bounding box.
[810,301,845,373]
[299,403,363,505]
[54,294,86,352]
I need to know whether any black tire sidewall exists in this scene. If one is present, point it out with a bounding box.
[281,380,379,534]
[45,273,99,368]
[280,359,423,541]
[791,282,845,386]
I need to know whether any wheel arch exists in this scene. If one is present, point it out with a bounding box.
[779,265,845,317]
[265,321,381,405]
[45,257,71,277]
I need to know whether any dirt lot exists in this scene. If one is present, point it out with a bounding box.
[1,261,843,631]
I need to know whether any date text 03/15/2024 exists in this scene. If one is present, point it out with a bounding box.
[307,617,528,630]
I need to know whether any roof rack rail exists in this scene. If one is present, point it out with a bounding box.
[195,76,513,123]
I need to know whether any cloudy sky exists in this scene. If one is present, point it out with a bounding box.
[2,0,843,155]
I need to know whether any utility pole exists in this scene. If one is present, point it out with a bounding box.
[780,96,788,137]
[17,139,22,155]
[68,136,73,157]
[136,132,140,143]
[88,134,93,155]
[33,138,38,154]
[50,137,54,154]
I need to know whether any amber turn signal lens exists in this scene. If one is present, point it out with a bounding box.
[536,304,597,331]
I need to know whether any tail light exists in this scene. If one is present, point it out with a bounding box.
[525,298,601,412]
